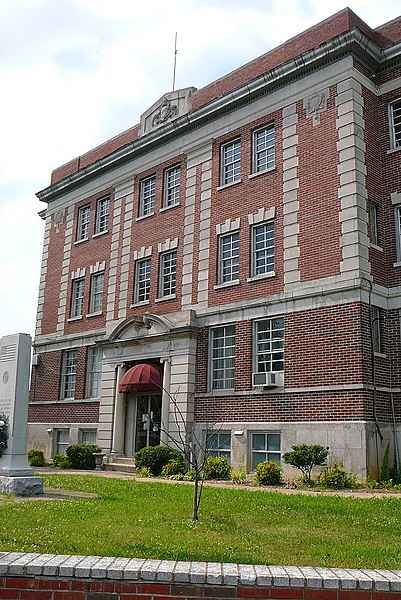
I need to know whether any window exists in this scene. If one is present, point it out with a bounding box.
[76,205,90,241]
[95,197,109,234]
[210,325,235,390]
[163,166,181,208]
[86,347,102,398]
[254,318,284,373]
[134,258,151,303]
[371,307,382,354]
[207,432,231,463]
[89,272,104,314]
[219,232,240,284]
[159,250,177,298]
[390,99,401,149]
[368,202,378,245]
[251,221,274,277]
[221,140,241,185]
[55,429,69,455]
[80,429,97,445]
[395,206,401,260]
[252,125,275,173]
[61,350,77,399]
[139,176,156,217]
[70,278,85,318]
[251,432,281,469]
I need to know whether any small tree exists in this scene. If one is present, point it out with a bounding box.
[283,444,329,486]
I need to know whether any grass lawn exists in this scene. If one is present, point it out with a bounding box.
[1,473,401,569]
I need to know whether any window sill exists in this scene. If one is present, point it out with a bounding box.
[217,179,242,191]
[248,167,275,180]
[160,203,180,213]
[130,300,150,308]
[86,311,103,318]
[369,243,383,252]
[67,316,83,322]
[74,238,88,246]
[136,212,155,222]
[247,271,275,283]
[387,147,401,155]
[93,230,108,239]
[214,280,240,290]
[374,352,387,359]
[393,261,401,268]
[155,294,176,303]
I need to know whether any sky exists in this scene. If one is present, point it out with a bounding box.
[0,0,400,339]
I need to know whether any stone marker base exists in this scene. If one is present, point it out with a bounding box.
[0,476,43,496]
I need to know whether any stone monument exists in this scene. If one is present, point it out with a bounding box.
[0,333,43,495]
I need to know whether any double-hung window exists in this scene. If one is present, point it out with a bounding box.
[86,346,102,398]
[76,205,90,241]
[210,325,235,390]
[163,165,181,208]
[219,232,240,284]
[134,258,151,303]
[221,140,241,185]
[159,250,177,298]
[371,306,382,354]
[368,202,378,246]
[139,176,156,217]
[80,429,97,445]
[89,272,104,314]
[251,221,274,277]
[207,432,231,463]
[254,318,284,373]
[95,197,109,234]
[389,99,401,149]
[395,206,401,260]
[251,432,281,469]
[252,125,275,173]
[55,429,69,455]
[61,350,77,399]
[70,278,85,318]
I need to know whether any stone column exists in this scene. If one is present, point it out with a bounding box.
[111,363,128,455]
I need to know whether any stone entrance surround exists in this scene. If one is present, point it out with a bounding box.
[1,553,401,600]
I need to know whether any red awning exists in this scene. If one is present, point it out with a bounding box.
[118,363,163,393]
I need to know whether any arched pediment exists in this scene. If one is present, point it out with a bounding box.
[108,313,173,342]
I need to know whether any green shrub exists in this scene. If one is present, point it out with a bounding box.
[318,463,358,489]
[27,450,47,467]
[134,445,184,476]
[53,454,72,469]
[253,461,283,486]
[65,444,101,470]
[231,462,247,484]
[161,458,185,477]
[283,444,329,485]
[183,468,196,481]
[203,456,231,480]
[137,466,151,477]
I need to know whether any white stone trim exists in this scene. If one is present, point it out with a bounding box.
[106,198,122,323]
[391,191,401,205]
[89,261,106,275]
[158,237,179,253]
[133,246,152,261]
[248,207,275,225]
[56,205,74,333]
[35,215,52,336]
[216,217,240,236]
[71,267,86,280]
[118,194,134,319]
[181,165,197,309]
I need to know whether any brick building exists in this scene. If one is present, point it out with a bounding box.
[29,8,401,479]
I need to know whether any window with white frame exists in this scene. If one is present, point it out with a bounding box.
[163,165,181,208]
[70,278,85,318]
[89,272,104,314]
[220,140,241,185]
[159,250,177,298]
[95,196,109,234]
[76,205,90,241]
[134,258,151,303]
[252,125,275,173]
[395,205,401,260]
[251,432,281,469]
[368,202,378,245]
[139,176,156,217]
[389,99,401,149]
[86,346,102,398]
[254,318,284,373]
[80,429,97,445]
[371,306,382,354]
[251,221,274,277]
[210,325,235,390]
[207,432,231,463]
[61,350,77,399]
[219,232,240,284]
[55,429,69,455]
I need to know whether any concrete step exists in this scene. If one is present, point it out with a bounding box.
[104,457,136,474]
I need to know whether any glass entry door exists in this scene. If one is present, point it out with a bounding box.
[135,394,162,452]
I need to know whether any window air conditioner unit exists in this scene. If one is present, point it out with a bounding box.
[252,371,278,388]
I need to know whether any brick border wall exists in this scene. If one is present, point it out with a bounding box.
[1,554,401,600]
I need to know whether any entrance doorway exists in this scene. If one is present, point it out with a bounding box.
[135,393,162,452]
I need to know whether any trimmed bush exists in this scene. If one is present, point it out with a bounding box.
[203,456,231,480]
[66,444,101,470]
[318,463,358,489]
[283,444,329,485]
[134,445,184,476]
[27,450,47,467]
[161,458,185,477]
[253,461,283,486]
[53,454,72,469]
